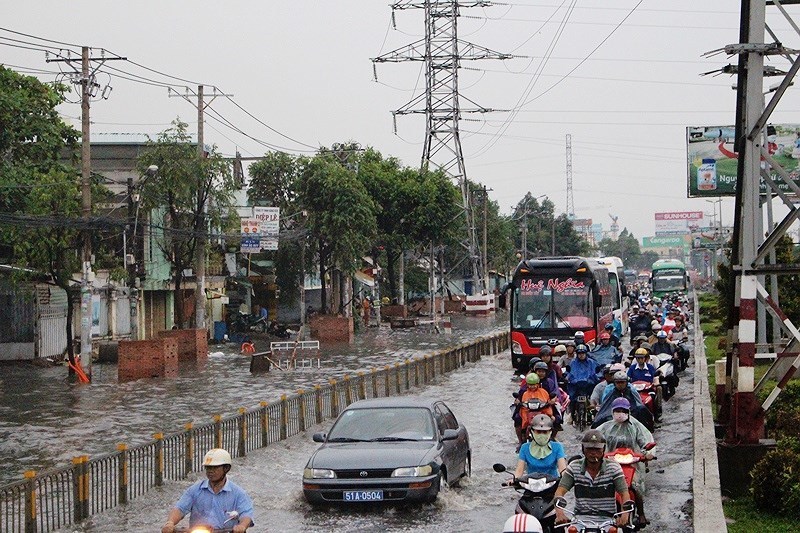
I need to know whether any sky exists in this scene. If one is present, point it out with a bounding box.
[2,0,800,242]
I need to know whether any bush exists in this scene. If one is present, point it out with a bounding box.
[763,382,800,440]
[750,445,800,516]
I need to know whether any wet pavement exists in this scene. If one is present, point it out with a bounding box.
[56,324,696,533]
[0,314,506,486]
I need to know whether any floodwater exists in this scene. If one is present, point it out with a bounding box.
[0,314,507,486]
[56,322,695,533]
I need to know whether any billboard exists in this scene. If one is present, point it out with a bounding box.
[240,207,280,253]
[642,236,689,248]
[654,212,703,236]
[687,124,800,197]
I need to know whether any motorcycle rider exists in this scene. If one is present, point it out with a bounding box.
[557,341,576,371]
[538,345,563,381]
[162,448,254,533]
[604,322,621,349]
[566,345,598,416]
[596,398,655,528]
[627,348,662,421]
[533,361,563,435]
[513,414,567,479]
[590,363,621,410]
[593,371,654,431]
[629,307,651,338]
[590,332,621,367]
[627,335,648,364]
[554,430,632,528]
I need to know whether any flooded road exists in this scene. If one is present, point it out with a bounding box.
[0,315,506,486]
[61,329,695,533]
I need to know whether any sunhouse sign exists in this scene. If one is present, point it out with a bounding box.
[686,124,800,198]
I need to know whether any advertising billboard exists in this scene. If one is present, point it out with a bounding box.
[654,212,703,236]
[687,124,800,197]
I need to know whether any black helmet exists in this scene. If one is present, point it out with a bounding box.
[533,361,549,372]
[575,343,589,353]
[527,357,542,371]
[581,429,606,449]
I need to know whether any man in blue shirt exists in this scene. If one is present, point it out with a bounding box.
[628,348,662,421]
[162,448,254,533]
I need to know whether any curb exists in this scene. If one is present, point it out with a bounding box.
[692,292,728,531]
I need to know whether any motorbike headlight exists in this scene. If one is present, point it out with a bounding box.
[512,341,522,354]
[391,465,433,477]
[303,467,335,479]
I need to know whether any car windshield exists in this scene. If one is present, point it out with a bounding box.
[512,275,593,330]
[328,407,436,441]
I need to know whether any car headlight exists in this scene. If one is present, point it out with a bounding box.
[303,467,335,479]
[391,465,434,477]
[512,341,522,354]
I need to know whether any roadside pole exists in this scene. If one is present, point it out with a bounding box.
[79,46,92,381]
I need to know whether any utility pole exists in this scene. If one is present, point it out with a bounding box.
[169,85,232,332]
[47,47,125,382]
[373,1,511,296]
[482,185,490,292]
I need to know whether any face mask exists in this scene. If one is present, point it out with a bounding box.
[532,433,550,446]
[613,412,629,423]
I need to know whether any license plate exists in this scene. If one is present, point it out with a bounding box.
[343,490,384,502]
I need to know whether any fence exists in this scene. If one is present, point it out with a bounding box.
[0,331,508,533]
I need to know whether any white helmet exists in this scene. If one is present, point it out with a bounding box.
[503,513,544,533]
[203,448,232,467]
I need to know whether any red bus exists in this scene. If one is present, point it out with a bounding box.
[508,256,614,371]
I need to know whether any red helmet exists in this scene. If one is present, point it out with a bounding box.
[599,332,611,340]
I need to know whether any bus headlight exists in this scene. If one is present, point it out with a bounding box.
[512,340,522,354]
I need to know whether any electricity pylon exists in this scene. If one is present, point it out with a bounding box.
[372,1,511,295]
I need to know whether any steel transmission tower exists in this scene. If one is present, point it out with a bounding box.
[565,134,575,219]
[704,0,800,448]
[372,1,511,295]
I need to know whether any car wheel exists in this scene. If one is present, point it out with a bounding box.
[455,454,471,487]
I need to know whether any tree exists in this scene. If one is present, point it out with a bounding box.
[598,228,641,265]
[136,120,236,328]
[296,152,377,313]
[0,67,90,370]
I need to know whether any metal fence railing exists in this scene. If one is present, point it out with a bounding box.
[0,331,508,532]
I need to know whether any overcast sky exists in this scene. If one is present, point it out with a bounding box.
[3,0,799,242]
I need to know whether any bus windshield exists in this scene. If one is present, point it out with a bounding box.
[653,276,685,292]
[512,276,594,330]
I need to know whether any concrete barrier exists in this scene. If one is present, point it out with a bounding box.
[692,292,728,532]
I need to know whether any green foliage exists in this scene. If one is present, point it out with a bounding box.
[511,193,589,258]
[247,151,298,209]
[598,228,641,266]
[762,381,800,440]
[725,495,800,532]
[136,119,236,325]
[750,446,800,516]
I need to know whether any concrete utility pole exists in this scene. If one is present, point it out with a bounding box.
[47,47,125,382]
[706,0,800,447]
[169,85,232,332]
[372,1,511,296]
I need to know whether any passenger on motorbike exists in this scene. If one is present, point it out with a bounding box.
[512,414,567,480]
[596,398,654,528]
[590,332,621,367]
[604,323,621,349]
[629,307,651,338]
[533,361,563,433]
[669,314,689,339]
[627,349,662,421]
[521,373,554,431]
[647,320,663,345]
[651,330,675,357]
[538,346,563,381]
[566,345,598,415]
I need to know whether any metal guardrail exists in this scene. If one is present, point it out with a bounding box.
[0,331,508,533]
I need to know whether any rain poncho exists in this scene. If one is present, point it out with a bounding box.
[590,344,621,367]
[596,416,654,495]
[592,384,654,431]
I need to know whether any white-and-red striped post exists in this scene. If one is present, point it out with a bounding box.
[755,281,800,411]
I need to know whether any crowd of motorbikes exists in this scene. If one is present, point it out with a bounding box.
[500,290,692,532]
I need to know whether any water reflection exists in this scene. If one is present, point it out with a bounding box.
[1,314,506,485]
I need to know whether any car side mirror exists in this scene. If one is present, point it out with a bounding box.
[441,428,459,441]
[312,432,326,443]
[492,463,507,473]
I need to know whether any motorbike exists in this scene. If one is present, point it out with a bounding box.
[631,381,657,419]
[655,353,679,400]
[267,320,292,339]
[229,312,268,334]
[521,397,553,427]
[604,443,656,531]
[494,463,559,533]
[554,497,635,533]
[674,338,691,371]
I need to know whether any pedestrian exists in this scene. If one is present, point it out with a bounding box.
[162,448,254,532]
[362,296,371,327]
